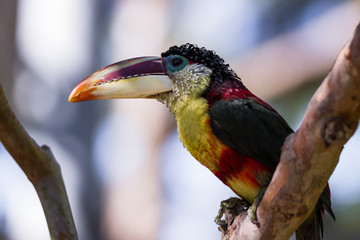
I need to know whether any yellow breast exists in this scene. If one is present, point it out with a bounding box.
[173,97,270,203]
[176,98,224,173]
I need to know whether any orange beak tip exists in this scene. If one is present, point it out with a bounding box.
[68,89,81,103]
[68,79,97,103]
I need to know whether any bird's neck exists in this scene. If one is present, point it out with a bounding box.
[202,78,272,109]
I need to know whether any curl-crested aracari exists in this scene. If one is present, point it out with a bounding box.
[69,44,334,239]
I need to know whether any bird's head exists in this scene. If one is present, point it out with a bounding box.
[69,44,244,112]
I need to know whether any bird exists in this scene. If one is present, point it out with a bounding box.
[69,43,335,239]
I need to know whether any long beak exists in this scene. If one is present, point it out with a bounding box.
[68,57,172,103]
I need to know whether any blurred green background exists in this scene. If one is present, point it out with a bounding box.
[0,0,359,239]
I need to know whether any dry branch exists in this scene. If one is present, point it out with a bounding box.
[221,22,360,240]
[0,84,78,240]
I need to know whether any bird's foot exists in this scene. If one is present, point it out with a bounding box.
[248,204,259,226]
[248,187,267,226]
[214,197,250,233]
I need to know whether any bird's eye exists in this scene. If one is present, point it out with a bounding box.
[171,57,183,67]
[165,55,188,73]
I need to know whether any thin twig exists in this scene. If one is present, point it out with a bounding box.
[0,84,78,240]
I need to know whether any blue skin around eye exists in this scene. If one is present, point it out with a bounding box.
[165,55,189,73]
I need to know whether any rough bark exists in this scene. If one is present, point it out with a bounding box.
[0,84,78,240]
[221,22,360,240]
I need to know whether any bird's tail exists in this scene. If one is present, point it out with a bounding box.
[295,186,335,240]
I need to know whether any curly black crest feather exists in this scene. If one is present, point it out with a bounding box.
[161,43,241,83]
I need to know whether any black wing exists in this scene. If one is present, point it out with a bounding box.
[209,99,293,171]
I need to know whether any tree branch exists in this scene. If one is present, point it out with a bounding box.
[222,22,360,240]
[0,84,78,240]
